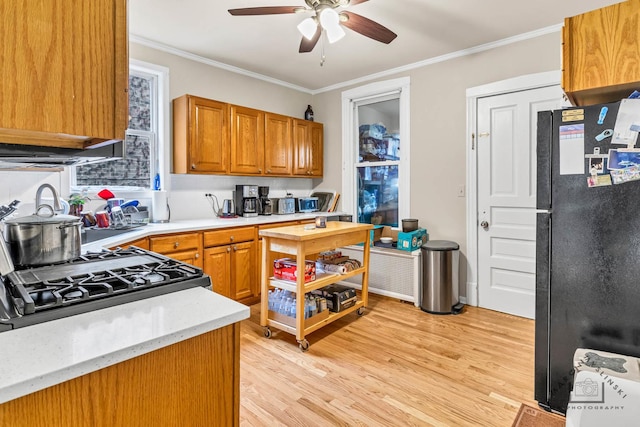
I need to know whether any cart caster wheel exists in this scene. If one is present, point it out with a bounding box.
[298,339,309,352]
[263,327,272,339]
[357,307,365,316]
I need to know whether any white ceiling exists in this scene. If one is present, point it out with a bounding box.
[129,0,622,92]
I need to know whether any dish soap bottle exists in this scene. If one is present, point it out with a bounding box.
[305,105,314,121]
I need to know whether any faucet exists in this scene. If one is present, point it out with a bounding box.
[35,184,62,212]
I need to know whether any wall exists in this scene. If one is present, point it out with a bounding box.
[312,31,563,297]
[1,32,562,300]
[128,42,324,220]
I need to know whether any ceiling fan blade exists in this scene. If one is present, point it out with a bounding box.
[340,11,397,44]
[228,6,300,16]
[299,26,321,53]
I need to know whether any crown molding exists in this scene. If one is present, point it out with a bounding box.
[131,23,562,96]
[129,34,313,94]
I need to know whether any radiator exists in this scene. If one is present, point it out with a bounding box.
[338,245,421,307]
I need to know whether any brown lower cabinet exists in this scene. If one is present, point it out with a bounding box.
[116,220,315,304]
[0,324,241,427]
[149,231,203,269]
[203,227,258,305]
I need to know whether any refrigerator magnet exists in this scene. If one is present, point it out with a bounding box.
[589,157,604,174]
[587,174,612,187]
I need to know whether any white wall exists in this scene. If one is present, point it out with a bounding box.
[2,31,563,298]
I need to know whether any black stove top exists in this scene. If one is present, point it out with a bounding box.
[0,247,211,332]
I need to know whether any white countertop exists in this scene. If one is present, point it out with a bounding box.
[0,287,249,404]
[82,212,347,252]
[0,213,344,404]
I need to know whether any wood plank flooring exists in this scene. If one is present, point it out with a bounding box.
[239,293,536,426]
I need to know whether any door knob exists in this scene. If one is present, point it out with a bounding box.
[480,221,489,230]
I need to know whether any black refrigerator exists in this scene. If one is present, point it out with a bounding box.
[535,99,640,414]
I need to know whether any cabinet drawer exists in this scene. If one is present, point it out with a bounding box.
[150,232,201,254]
[204,226,255,247]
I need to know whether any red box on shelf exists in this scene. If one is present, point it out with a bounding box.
[273,258,316,283]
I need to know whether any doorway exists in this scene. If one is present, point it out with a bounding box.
[466,71,566,318]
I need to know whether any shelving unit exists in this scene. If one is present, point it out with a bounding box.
[259,221,373,351]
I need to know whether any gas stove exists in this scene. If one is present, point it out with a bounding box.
[0,247,211,332]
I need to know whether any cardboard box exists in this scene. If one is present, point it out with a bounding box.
[273,258,316,283]
[268,309,329,328]
[396,228,428,252]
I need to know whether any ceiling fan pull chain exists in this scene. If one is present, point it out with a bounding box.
[320,31,326,66]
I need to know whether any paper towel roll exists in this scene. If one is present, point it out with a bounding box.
[151,190,170,223]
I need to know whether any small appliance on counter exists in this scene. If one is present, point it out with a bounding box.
[258,186,272,216]
[276,197,296,215]
[219,199,236,218]
[297,197,319,213]
[234,185,258,217]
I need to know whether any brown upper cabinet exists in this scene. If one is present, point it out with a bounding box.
[0,0,129,148]
[172,95,323,177]
[563,0,640,106]
[293,119,324,177]
[230,105,265,174]
[173,95,230,174]
[264,113,293,175]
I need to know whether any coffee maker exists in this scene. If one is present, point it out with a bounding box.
[258,186,272,215]
[234,185,258,217]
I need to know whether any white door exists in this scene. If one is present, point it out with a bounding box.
[477,85,563,319]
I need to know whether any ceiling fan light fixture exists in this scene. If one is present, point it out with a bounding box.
[325,23,345,43]
[319,8,344,43]
[297,17,318,40]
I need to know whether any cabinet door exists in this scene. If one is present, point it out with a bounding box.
[308,122,324,177]
[563,0,640,105]
[204,246,232,298]
[231,241,257,301]
[264,113,292,176]
[230,105,264,174]
[191,97,229,173]
[168,249,203,269]
[292,119,311,176]
[0,0,128,146]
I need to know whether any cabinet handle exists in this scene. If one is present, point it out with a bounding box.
[258,169,262,173]
[195,253,200,259]
[174,242,179,248]
[233,246,237,252]
[230,236,235,242]
[267,169,271,174]
[226,247,231,253]
[191,164,196,170]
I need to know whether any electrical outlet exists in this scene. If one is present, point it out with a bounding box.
[457,185,465,197]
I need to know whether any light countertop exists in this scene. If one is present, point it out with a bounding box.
[0,287,249,404]
[0,213,344,404]
[82,212,347,253]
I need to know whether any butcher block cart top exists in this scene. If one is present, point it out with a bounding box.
[259,221,373,351]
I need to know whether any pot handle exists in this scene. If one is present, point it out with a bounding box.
[56,223,80,230]
[35,204,55,218]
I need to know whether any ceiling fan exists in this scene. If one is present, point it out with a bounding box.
[228,0,397,53]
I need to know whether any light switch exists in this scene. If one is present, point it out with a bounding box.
[457,185,465,197]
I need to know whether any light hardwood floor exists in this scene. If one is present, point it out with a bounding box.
[239,293,536,426]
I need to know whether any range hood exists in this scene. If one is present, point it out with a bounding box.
[0,139,124,169]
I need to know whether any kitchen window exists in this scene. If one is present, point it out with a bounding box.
[341,77,410,227]
[71,60,169,192]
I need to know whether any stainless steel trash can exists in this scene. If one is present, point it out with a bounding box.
[421,240,463,314]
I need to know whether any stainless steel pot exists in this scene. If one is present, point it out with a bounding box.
[4,204,82,266]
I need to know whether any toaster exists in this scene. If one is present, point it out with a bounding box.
[276,198,296,215]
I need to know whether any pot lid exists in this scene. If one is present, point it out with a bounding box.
[5,204,82,225]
